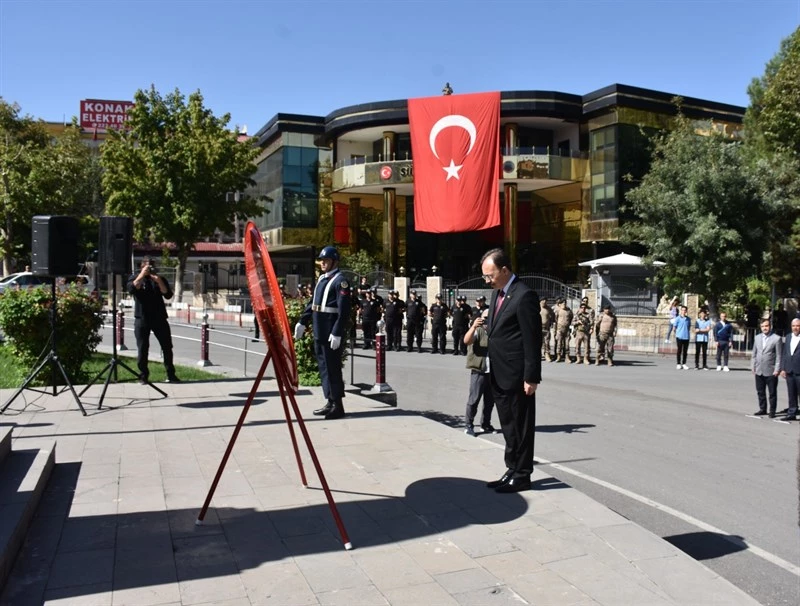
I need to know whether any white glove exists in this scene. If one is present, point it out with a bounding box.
[328,334,342,350]
[294,323,305,340]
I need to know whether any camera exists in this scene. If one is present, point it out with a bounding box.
[148,264,157,275]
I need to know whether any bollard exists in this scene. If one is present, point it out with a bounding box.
[198,314,212,367]
[116,309,127,351]
[365,332,393,398]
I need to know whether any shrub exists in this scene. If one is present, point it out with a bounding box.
[0,284,103,384]
[284,297,321,386]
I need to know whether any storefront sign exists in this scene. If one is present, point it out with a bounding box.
[80,99,134,132]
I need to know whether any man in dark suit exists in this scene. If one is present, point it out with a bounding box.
[779,318,800,421]
[751,318,782,418]
[481,248,542,493]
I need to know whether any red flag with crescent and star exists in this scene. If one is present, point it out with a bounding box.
[408,91,500,233]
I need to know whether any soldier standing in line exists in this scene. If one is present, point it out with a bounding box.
[372,286,385,309]
[384,290,401,351]
[581,296,596,326]
[540,298,555,361]
[429,293,449,354]
[595,305,618,367]
[572,302,593,364]
[554,298,573,363]
[360,289,380,349]
[405,290,425,353]
[451,295,471,355]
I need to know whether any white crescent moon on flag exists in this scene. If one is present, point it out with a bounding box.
[429,114,477,160]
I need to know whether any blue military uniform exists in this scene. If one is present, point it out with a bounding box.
[298,247,351,418]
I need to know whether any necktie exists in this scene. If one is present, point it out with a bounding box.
[494,290,505,315]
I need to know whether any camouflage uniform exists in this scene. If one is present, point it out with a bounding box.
[540,299,555,361]
[572,305,593,364]
[554,299,573,363]
[595,307,618,366]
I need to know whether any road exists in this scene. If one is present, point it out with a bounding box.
[104,320,800,606]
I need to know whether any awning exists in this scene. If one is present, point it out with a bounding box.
[578,252,666,269]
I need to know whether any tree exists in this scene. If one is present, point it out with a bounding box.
[744,27,800,290]
[0,100,99,275]
[341,249,377,278]
[101,86,263,300]
[620,114,767,312]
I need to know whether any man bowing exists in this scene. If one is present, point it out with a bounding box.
[481,248,542,493]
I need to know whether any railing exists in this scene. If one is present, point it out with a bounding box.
[333,147,587,169]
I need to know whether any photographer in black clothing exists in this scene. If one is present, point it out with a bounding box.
[127,256,179,384]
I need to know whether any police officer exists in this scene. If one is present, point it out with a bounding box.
[540,298,555,362]
[474,295,488,318]
[406,290,426,352]
[554,298,573,363]
[294,246,351,420]
[429,293,449,354]
[360,289,380,349]
[572,302,593,364]
[384,290,405,351]
[451,295,471,355]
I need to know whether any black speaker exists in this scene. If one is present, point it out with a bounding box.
[31,215,79,277]
[98,216,133,275]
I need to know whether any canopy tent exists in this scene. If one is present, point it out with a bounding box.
[578,252,666,270]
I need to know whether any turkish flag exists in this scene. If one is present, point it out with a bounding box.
[408,91,500,233]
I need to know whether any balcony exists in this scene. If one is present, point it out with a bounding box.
[330,148,588,194]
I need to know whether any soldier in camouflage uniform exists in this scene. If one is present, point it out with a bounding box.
[540,298,555,361]
[595,304,618,367]
[572,302,593,364]
[554,298,573,363]
[581,296,595,326]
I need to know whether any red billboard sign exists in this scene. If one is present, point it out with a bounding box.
[80,99,134,132]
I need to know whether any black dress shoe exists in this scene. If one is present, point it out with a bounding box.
[752,410,767,416]
[769,411,776,419]
[324,406,345,420]
[481,424,497,433]
[313,402,334,416]
[495,476,531,493]
[138,377,148,385]
[781,414,797,421]
[486,471,512,489]
[166,375,181,383]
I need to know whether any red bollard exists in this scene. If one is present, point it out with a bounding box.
[366,333,393,396]
[198,314,211,367]
[116,309,127,351]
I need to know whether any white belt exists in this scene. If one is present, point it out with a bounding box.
[312,304,338,313]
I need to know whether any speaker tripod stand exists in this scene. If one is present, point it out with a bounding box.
[1,280,87,416]
[79,274,167,408]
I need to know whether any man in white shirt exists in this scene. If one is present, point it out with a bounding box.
[778,318,800,421]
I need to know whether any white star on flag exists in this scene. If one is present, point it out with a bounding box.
[443,160,463,180]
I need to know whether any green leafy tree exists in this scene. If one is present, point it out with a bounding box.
[620,114,766,312]
[341,249,377,278]
[744,27,800,290]
[0,100,99,275]
[101,86,264,300]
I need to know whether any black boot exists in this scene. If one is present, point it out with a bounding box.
[325,398,345,420]
[313,400,334,416]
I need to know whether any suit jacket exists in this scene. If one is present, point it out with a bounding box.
[780,335,800,375]
[487,278,542,391]
[751,332,782,375]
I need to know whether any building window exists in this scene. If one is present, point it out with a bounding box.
[590,126,618,219]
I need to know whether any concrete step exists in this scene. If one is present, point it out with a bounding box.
[0,433,56,590]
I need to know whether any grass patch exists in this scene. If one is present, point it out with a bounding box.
[0,344,219,388]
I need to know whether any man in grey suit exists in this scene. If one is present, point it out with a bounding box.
[779,318,800,421]
[751,319,782,418]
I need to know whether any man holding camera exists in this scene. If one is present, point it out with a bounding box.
[127,256,179,384]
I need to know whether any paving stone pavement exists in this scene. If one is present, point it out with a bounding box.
[0,376,762,605]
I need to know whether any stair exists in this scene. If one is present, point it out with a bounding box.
[0,427,56,589]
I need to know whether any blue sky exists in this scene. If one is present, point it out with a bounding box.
[1,0,798,133]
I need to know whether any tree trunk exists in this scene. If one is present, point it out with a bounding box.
[174,250,189,303]
[1,211,13,276]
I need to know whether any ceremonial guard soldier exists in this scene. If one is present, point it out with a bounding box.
[429,293,449,354]
[451,295,471,355]
[294,246,351,420]
[406,290,426,352]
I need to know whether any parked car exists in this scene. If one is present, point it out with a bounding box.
[0,272,46,294]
